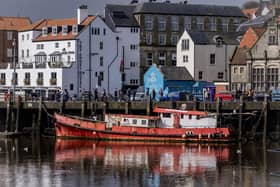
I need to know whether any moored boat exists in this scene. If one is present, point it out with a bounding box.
[54,107,235,142]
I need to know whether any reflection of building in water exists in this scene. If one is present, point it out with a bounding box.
[55,140,229,176]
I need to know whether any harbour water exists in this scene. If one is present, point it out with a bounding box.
[0,137,279,187]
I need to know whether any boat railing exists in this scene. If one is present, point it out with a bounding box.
[61,113,106,123]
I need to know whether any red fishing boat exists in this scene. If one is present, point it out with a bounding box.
[54,107,235,142]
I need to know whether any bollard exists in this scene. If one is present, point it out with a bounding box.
[125,102,129,114]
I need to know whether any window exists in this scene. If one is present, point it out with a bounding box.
[99,41,103,50]
[27,34,29,40]
[21,34,24,41]
[252,68,265,91]
[199,71,203,80]
[172,53,176,66]
[222,18,228,32]
[67,56,71,62]
[144,15,153,30]
[62,25,68,35]
[158,16,166,31]
[130,44,138,50]
[7,48,12,57]
[210,54,215,65]
[163,113,171,118]
[130,61,136,67]
[130,79,139,84]
[267,67,279,90]
[70,84,74,91]
[146,52,153,65]
[67,42,71,47]
[158,52,166,65]
[171,34,178,45]
[92,27,100,35]
[37,44,40,49]
[210,17,217,31]
[234,67,238,74]
[1,73,5,79]
[181,39,189,50]
[269,28,277,45]
[158,34,166,45]
[218,72,224,79]
[183,55,188,63]
[184,16,191,30]
[55,42,59,48]
[41,44,44,49]
[7,32,13,40]
[42,27,48,36]
[240,67,244,74]
[130,27,138,33]
[103,28,106,35]
[25,73,30,79]
[26,49,29,57]
[51,72,57,79]
[38,72,43,79]
[52,26,57,35]
[171,16,178,31]
[21,50,24,58]
[99,72,104,81]
[72,25,78,34]
[197,16,204,31]
[141,120,147,125]
[132,119,137,124]
[146,32,152,45]
[100,56,103,66]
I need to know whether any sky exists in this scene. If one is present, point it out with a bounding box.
[1,0,254,21]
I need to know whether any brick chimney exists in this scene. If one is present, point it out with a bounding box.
[77,5,88,24]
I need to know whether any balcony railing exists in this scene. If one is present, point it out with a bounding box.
[22,63,33,69]
[0,63,8,69]
[0,79,6,85]
[48,61,63,68]
[35,62,46,69]
[36,78,43,85]
[9,63,20,69]
[24,78,30,85]
[49,78,57,85]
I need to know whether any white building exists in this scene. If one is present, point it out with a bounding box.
[177,30,239,84]
[0,5,123,99]
[105,4,140,90]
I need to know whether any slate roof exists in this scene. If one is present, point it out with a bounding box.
[159,66,193,81]
[188,31,241,45]
[133,2,246,17]
[230,47,249,65]
[105,4,139,28]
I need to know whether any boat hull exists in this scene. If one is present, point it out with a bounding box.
[55,120,235,143]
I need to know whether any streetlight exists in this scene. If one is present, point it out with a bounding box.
[12,38,16,103]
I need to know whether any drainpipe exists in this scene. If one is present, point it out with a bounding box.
[107,37,119,93]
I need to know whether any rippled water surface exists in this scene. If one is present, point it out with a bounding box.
[0,137,279,187]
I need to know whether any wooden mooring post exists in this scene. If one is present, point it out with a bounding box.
[36,96,42,133]
[81,101,86,118]
[239,96,243,141]
[15,98,20,133]
[216,97,221,127]
[5,98,10,132]
[263,96,268,144]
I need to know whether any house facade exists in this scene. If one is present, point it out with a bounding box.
[0,17,31,68]
[177,30,239,85]
[0,5,123,98]
[105,4,140,90]
[132,2,247,83]
[246,18,280,91]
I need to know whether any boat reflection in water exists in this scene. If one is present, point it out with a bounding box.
[55,140,230,177]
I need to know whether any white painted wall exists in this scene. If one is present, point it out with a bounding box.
[176,31,195,77]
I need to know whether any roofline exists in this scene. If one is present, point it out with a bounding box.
[133,12,246,18]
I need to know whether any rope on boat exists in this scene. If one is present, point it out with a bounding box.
[41,102,54,119]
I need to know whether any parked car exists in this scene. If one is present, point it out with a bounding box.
[253,92,271,101]
[271,89,280,101]
[214,91,233,101]
[130,92,146,101]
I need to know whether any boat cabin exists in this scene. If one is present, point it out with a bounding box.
[105,114,159,128]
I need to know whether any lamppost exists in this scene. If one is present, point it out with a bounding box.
[12,38,16,103]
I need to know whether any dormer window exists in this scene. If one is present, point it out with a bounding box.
[62,25,68,35]
[269,28,277,45]
[72,25,78,35]
[213,35,223,47]
[42,27,48,37]
[52,26,57,36]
